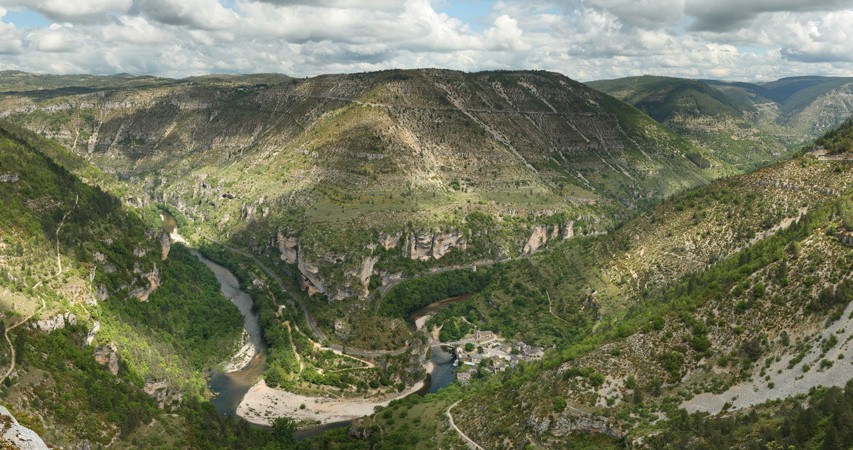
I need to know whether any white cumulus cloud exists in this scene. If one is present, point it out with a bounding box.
[0,0,849,81]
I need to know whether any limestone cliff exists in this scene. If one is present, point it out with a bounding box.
[276,230,298,264]
[522,221,576,255]
[31,312,76,333]
[129,266,160,302]
[94,342,120,376]
[297,248,327,297]
[402,230,467,261]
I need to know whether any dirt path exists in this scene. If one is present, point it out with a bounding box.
[546,290,569,324]
[54,194,79,276]
[0,297,45,385]
[283,321,304,374]
[1,194,77,383]
[446,400,484,450]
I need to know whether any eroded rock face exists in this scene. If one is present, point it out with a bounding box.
[523,225,549,255]
[334,317,351,339]
[405,232,434,261]
[523,221,577,255]
[562,220,575,240]
[432,232,467,259]
[403,231,467,261]
[276,230,298,264]
[358,255,379,298]
[298,251,326,296]
[528,411,623,440]
[95,284,109,301]
[32,313,76,333]
[144,380,183,409]
[94,342,119,376]
[85,321,100,346]
[160,231,171,260]
[129,266,160,301]
[379,232,402,251]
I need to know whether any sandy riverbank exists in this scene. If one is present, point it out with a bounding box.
[223,330,257,373]
[236,379,425,426]
[237,360,435,426]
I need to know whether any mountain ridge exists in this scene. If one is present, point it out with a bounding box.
[588,74,853,170]
[1,68,725,312]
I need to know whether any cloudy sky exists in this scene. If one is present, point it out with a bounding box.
[0,0,852,81]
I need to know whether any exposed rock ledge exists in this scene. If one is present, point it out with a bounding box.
[0,406,48,450]
[31,312,76,333]
[94,342,120,376]
[129,266,160,301]
[523,221,575,255]
[403,231,467,261]
[144,379,183,409]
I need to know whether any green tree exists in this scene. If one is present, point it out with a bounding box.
[269,417,297,449]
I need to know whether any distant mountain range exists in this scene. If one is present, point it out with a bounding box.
[588,75,853,170]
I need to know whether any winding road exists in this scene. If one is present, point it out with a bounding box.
[0,297,44,385]
[372,257,512,312]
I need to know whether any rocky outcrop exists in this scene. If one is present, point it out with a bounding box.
[432,232,467,259]
[561,220,575,240]
[403,231,467,261]
[144,379,183,409]
[838,229,853,246]
[298,252,326,296]
[85,321,100,346]
[347,421,374,440]
[523,225,549,255]
[527,411,623,440]
[94,342,120,375]
[358,255,379,298]
[160,230,171,260]
[379,232,402,250]
[95,284,110,301]
[130,266,160,301]
[31,312,76,333]
[523,221,576,255]
[334,318,352,339]
[0,406,48,450]
[276,230,298,264]
[405,232,434,261]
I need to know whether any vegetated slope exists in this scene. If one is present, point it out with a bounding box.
[815,118,853,155]
[0,122,248,446]
[449,131,853,449]
[334,122,853,449]
[1,69,726,339]
[588,75,853,170]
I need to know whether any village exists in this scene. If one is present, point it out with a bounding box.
[441,330,545,385]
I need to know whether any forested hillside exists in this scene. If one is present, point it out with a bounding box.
[0,122,261,446]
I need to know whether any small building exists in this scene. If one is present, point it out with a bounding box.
[475,330,496,342]
[457,370,472,386]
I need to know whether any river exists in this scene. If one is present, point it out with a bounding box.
[408,297,472,394]
[191,249,267,417]
[161,211,459,432]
